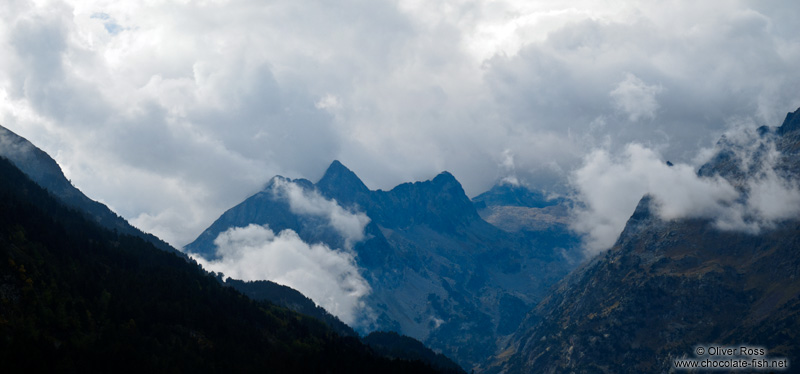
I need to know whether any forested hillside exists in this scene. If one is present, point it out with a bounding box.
[0,156,450,373]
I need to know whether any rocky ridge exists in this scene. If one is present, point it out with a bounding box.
[186,160,581,370]
[492,108,800,373]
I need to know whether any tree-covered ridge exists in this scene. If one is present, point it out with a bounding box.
[363,331,466,374]
[0,156,449,373]
[222,277,359,338]
[0,124,180,255]
[225,279,467,373]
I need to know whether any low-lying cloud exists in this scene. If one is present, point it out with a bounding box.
[194,224,372,327]
[193,178,374,326]
[571,127,800,255]
[570,144,736,254]
[270,178,371,249]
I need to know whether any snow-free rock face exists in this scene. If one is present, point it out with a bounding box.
[472,182,579,261]
[0,125,178,254]
[473,183,565,210]
[492,109,800,374]
[185,160,581,370]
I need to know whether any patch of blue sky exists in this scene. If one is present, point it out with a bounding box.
[90,12,123,35]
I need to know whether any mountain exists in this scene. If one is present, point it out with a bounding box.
[363,331,467,374]
[492,108,800,373]
[472,182,579,259]
[222,278,466,373]
[0,125,178,255]
[184,176,328,258]
[473,183,565,210]
[0,154,460,373]
[186,160,582,370]
[221,277,358,338]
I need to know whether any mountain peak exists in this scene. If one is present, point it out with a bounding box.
[429,171,471,202]
[314,160,371,210]
[372,170,481,232]
[777,107,800,135]
[327,159,347,171]
[472,183,563,209]
[432,171,458,185]
[613,195,658,247]
[317,160,370,197]
[262,175,314,192]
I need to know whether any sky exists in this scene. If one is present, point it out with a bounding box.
[1,0,800,250]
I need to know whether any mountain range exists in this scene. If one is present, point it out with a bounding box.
[473,183,578,256]
[186,160,581,369]
[490,108,800,373]
[3,106,799,372]
[0,125,464,373]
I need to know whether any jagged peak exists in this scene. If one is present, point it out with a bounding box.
[317,160,369,194]
[612,195,658,248]
[263,175,314,191]
[630,195,655,221]
[327,159,348,173]
[777,107,800,135]
[262,175,288,190]
[432,171,458,185]
[368,170,480,231]
[472,181,564,209]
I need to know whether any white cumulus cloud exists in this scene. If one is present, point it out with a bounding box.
[570,144,737,254]
[193,224,373,327]
[571,127,800,255]
[270,178,371,248]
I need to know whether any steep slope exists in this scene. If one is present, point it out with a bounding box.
[186,161,581,369]
[221,277,358,338]
[363,331,467,374]
[0,155,454,373]
[225,278,466,373]
[0,125,178,254]
[184,176,334,258]
[494,109,800,373]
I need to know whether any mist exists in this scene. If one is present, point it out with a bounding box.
[270,178,371,249]
[571,125,800,255]
[193,224,373,327]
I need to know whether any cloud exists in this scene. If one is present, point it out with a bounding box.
[610,73,663,122]
[570,144,737,254]
[0,0,799,248]
[747,169,800,222]
[191,180,374,326]
[270,178,371,248]
[193,224,373,327]
[571,127,800,255]
[498,149,521,186]
[705,126,800,232]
